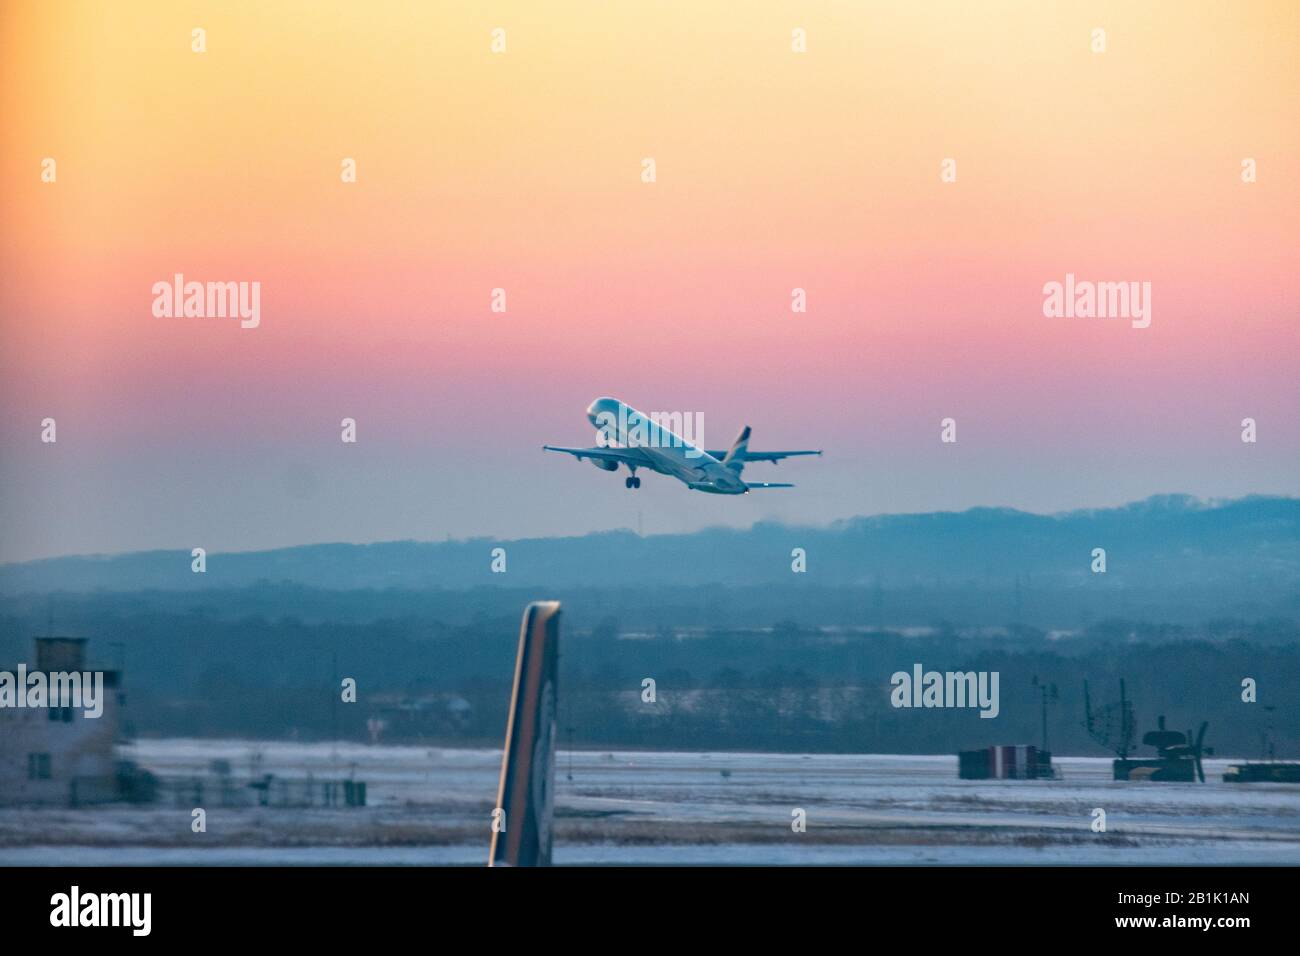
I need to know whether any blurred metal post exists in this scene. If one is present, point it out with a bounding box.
[489,601,561,867]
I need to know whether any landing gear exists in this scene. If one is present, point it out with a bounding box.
[624,475,641,489]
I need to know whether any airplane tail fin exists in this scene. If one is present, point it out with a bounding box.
[489,601,561,867]
[722,426,752,473]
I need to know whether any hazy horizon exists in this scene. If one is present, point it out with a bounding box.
[2,489,1295,565]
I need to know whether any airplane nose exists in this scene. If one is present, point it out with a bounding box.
[586,397,621,427]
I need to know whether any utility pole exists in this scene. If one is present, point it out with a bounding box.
[1042,688,1048,752]
[1032,675,1057,752]
[331,648,339,770]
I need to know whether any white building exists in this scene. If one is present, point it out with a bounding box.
[0,637,126,806]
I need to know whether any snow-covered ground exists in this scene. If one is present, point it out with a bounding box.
[1,739,1296,865]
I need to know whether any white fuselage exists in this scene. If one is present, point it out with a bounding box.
[586,397,747,494]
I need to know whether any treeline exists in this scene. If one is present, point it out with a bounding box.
[1,590,1294,757]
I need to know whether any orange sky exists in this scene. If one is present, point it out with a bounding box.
[1,1,1296,560]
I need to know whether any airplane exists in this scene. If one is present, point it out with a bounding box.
[544,397,821,494]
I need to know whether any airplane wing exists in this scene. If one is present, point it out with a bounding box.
[542,445,654,466]
[705,449,822,463]
[744,482,796,489]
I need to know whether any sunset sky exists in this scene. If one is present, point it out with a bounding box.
[1,1,1297,562]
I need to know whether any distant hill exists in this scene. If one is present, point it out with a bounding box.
[2,494,1297,595]
[2,494,1294,751]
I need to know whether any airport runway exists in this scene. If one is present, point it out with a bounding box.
[1,740,1296,865]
